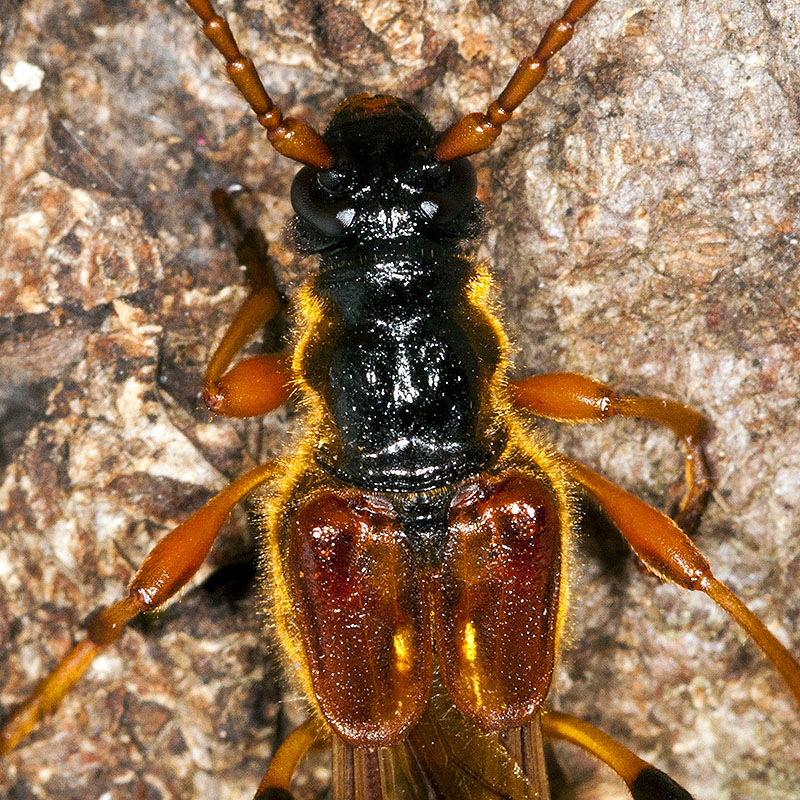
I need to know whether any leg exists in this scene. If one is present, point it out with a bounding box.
[253,718,327,800]
[0,460,277,755]
[512,372,711,530]
[563,456,800,708]
[203,188,291,418]
[540,708,695,800]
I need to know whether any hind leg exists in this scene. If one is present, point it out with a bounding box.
[541,708,695,800]
[253,718,327,800]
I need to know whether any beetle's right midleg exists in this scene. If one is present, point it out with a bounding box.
[564,456,800,708]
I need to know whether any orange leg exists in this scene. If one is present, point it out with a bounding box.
[540,708,695,799]
[563,456,800,709]
[0,460,277,756]
[203,188,292,418]
[253,718,328,800]
[512,371,711,530]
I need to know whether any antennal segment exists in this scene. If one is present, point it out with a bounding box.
[183,0,334,168]
[434,0,600,162]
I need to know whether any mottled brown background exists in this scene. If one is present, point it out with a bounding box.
[0,0,798,798]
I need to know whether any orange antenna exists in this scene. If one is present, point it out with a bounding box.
[434,0,600,161]
[183,0,334,169]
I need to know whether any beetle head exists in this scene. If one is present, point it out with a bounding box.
[291,95,481,254]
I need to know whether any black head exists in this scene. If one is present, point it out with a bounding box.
[290,95,481,254]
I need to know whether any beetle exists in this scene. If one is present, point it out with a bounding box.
[1,0,800,796]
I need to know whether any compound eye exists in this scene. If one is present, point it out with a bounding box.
[291,165,354,236]
[422,160,450,189]
[317,168,349,195]
[421,158,477,224]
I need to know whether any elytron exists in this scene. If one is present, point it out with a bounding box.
[1,0,798,798]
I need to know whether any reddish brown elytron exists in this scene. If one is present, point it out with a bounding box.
[1,1,799,800]
[288,490,432,746]
[435,472,562,732]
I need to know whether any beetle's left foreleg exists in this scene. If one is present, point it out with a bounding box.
[202,188,291,418]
